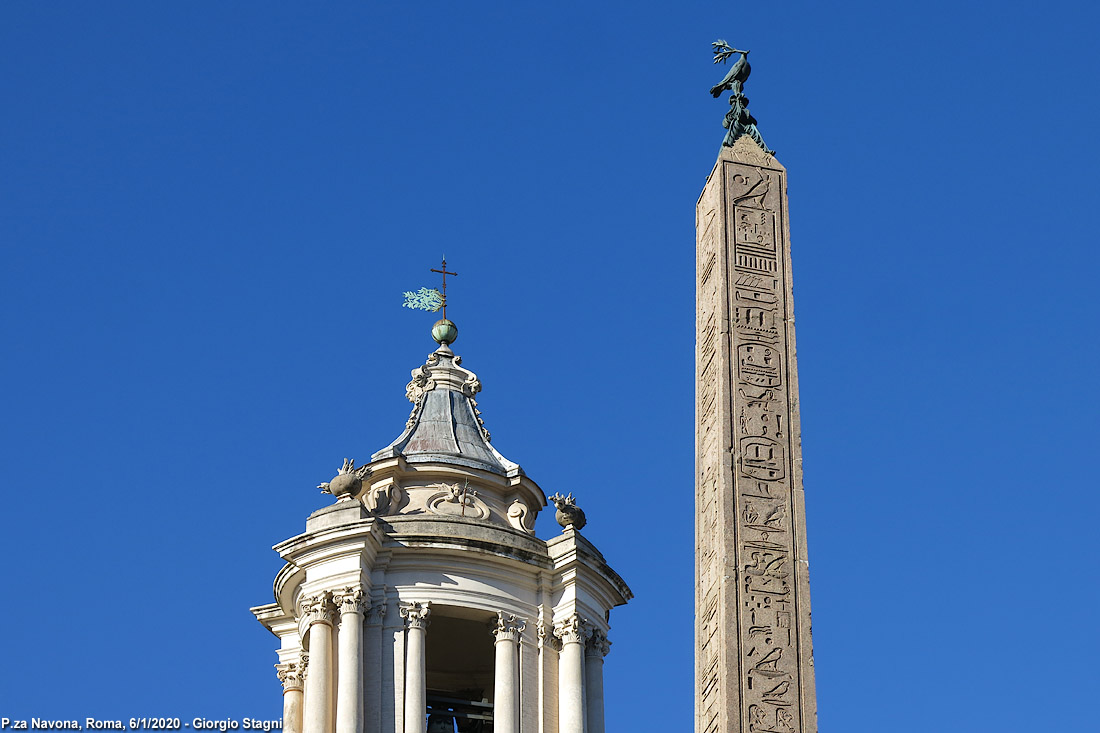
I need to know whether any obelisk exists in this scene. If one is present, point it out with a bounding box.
[695,42,818,733]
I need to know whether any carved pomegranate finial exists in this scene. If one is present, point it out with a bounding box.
[549,493,587,532]
[318,458,372,501]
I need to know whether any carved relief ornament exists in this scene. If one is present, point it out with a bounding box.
[553,614,586,646]
[492,612,527,643]
[507,499,535,534]
[399,601,431,630]
[424,481,490,520]
[536,617,562,651]
[334,586,369,616]
[300,592,337,627]
[275,662,303,692]
[586,628,612,658]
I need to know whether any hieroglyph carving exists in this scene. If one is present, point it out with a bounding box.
[696,171,725,733]
[730,160,806,731]
[695,151,815,733]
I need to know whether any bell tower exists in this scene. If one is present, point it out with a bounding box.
[252,323,632,733]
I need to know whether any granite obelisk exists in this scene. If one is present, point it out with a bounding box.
[696,47,818,733]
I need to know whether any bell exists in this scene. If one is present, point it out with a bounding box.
[426,714,456,733]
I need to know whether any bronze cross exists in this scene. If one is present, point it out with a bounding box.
[459,477,471,517]
[430,256,458,318]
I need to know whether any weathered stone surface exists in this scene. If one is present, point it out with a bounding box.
[305,500,371,532]
[695,136,817,733]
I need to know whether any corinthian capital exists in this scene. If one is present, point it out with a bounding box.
[366,601,387,626]
[553,614,586,646]
[334,586,369,617]
[301,591,337,627]
[399,601,431,630]
[586,628,612,658]
[275,662,304,692]
[492,612,527,643]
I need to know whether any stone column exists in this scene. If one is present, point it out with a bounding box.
[335,587,368,733]
[302,593,337,733]
[277,661,305,733]
[584,630,610,733]
[554,615,586,733]
[492,613,525,733]
[399,602,431,733]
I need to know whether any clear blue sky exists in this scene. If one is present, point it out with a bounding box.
[2,2,1097,730]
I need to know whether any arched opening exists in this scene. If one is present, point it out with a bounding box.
[425,607,496,732]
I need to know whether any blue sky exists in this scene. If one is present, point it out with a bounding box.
[2,2,1098,730]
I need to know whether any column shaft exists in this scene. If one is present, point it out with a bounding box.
[336,589,367,733]
[492,613,525,733]
[555,616,586,733]
[558,641,584,733]
[584,654,605,733]
[403,627,425,733]
[304,622,335,733]
[399,603,430,733]
[284,690,304,733]
[494,637,518,733]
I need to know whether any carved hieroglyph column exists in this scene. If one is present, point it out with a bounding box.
[302,593,337,733]
[695,136,818,733]
[554,615,586,733]
[335,587,368,733]
[584,629,610,733]
[492,613,525,733]
[277,661,305,733]
[399,602,431,733]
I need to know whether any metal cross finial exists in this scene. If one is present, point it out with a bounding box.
[459,477,471,517]
[430,256,458,319]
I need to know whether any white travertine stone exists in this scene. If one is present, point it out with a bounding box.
[537,616,561,733]
[276,663,304,733]
[492,613,525,733]
[385,613,405,733]
[302,595,336,733]
[252,343,633,733]
[335,588,367,733]
[584,630,610,733]
[555,616,585,733]
[399,602,430,733]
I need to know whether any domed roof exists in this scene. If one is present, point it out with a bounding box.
[371,343,522,477]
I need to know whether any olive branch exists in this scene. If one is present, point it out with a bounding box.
[712,39,735,64]
[402,287,444,312]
